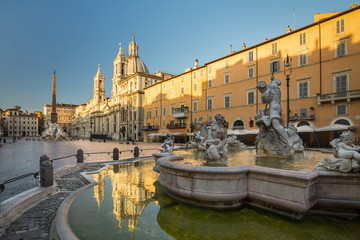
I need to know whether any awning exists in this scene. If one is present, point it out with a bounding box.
[296,125,318,133]
[148,132,187,137]
[315,124,357,132]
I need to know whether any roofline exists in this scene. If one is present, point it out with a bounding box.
[205,5,360,65]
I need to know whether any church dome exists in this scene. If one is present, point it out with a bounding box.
[126,36,149,74]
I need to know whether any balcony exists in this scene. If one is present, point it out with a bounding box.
[142,125,159,131]
[317,89,360,106]
[290,113,315,121]
[166,123,186,129]
[172,107,188,118]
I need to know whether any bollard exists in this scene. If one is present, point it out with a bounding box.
[76,149,84,163]
[40,155,53,187]
[113,148,119,160]
[134,146,140,158]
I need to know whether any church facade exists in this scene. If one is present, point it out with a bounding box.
[70,37,171,140]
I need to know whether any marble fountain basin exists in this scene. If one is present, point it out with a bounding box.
[157,153,360,218]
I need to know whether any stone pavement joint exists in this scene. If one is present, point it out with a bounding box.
[0,163,105,240]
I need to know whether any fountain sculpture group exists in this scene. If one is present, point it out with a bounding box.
[41,122,67,140]
[155,75,359,218]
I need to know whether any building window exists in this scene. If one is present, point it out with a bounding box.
[336,40,347,58]
[162,106,166,116]
[248,51,254,62]
[299,32,307,45]
[200,69,204,77]
[207,97,213,110]
[335,119,350,125]
[208,79,212,88]
[247,89,255,105]
[194,117,198,124]
[163,120,165,127]
[272,42,278,55]
[193,82,198,92]
[300,108,308,119]
[224,73,230,84]
[171,89,175,97]
[337,104,346,115]
[224,95,231,108]
[172,80,175,87]
[163,93,166,99]
[180,86,185,95]
[334,74,348,95]
[171,104,175,114]
[225,59,229,69]
[208,116,213,123]
[298,81,309,98]
[155,108,158,117]
[336,19,345,34]
[193,100,198,113]
[208,65,212,75]
[298,52,308,66]
[181,76,184,83]
[270,60,280,73]
[193,71,196,79]
[147,110,151,118]
[248,66,254,79]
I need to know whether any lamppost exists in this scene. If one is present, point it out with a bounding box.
[283,54,292,128]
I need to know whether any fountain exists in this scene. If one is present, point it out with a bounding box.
[41,122,67,140]
[155,77,359,218]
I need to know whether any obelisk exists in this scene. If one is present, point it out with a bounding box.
[50,70,58,123]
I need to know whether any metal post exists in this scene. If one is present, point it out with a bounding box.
[113,148,119,160]
[76,149,84,163]
[134,146,139,158]
[40,155,53,187]
[287,75,290,128]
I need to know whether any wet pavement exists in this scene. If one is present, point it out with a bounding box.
[0,163,105,240]
[0,139,162,201]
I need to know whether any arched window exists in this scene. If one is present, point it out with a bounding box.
[297,121,310,127]
[233,120,244,130]
[334,119,350,125]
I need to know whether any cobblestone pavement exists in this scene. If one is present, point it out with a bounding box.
[0,163,105,240]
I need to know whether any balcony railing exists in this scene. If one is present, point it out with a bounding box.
[172,107,188,118]
[142,125,159,131]
[317,89,360,106]
[166,123,186,129]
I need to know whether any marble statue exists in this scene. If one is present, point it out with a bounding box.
[204,114,228,163]
[226,135,246,149]
[255,79,293,157]
[161,133,175,153]
[42,122,66,140]
[316,131,360,173]
[287,123,304,152]
[185,124,207,151]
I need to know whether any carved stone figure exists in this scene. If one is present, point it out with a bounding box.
[161,133,175,153]
[226,135,246,149]
[204,114,228,163]
[287,123,304,152]
[42,122,66,140]
[316,131,360,173]
[185,124,207,151]
[255,79,293,157]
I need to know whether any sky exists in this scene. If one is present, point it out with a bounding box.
[0,0,356,113]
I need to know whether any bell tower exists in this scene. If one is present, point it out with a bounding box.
[93,64,105,111]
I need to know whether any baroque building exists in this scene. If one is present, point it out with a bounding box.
[143,4,360,147]
[71,36,172,140]
[43,103,77,131]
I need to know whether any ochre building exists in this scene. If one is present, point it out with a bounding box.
[143,4,360,146]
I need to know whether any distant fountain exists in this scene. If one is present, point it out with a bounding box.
[42,122,66,140]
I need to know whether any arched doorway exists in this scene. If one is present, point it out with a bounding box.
[233,120,244,130]
[334,119,350,125]
[297,121,310,127]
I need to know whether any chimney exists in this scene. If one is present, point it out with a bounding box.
[230,45,232,54]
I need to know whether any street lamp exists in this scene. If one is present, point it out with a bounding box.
[283,54,292,128]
